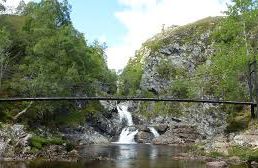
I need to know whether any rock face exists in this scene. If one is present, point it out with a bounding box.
[0,124,33,159]
[120,17,228,139]
[153,125,201,145]
[139,19,216,95]
[86,101,122,138]
[182,104,228,138]
[62,125,109,145]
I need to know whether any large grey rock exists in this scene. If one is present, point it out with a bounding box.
[154,124,169,133]
[62,125,109,145]
[182,104,228,137]
[206,161,228,168]
[152,125,201,145]
[135,131,154,144]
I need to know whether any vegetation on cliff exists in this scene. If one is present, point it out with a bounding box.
[118,0,258,122]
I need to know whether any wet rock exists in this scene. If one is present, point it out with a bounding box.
[136,125,149,132]
[154,124,168,134]
[79,132,109,145]
[68,149,79,157]
[206,161,228,168]
[251,161,258,168]
[135,131,154,143]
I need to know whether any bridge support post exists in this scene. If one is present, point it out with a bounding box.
[254,60,258,119]
[251,104,255,119]
[249,56,258,119]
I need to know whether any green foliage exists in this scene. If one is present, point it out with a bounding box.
[225,111,251,133]
[55,101,103,126]
[138,101,182,119]
[0,0,6,12]
[169,80,195,98]
[156,60,176,79]
[30,135,64,150]
[229,146,258,161]
[118,51,143,96]
[0,0,117,126]
[144,38,170,52]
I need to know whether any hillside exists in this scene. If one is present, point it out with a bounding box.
[118,15,258,137]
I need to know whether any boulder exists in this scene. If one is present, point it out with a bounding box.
[206,161,228,168]
[152,125,201,145]
[154,124,168,134]
[135,131,154,143]
[62,125,109,145]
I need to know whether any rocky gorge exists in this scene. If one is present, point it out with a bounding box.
[1,16,258,168]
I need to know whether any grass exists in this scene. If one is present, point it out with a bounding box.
[228,146,258,161]
[30,135,65,150]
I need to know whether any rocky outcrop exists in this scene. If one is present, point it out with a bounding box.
[139,19,217,95]
[62,125,109,145]
[0,124,33,160]
[123,17,228,139]
[206,161,228,168]
[36,145,79,161]
[182,104,228,138]
[135,131,154,143]
[134,126,155,143]
[153,125,201,145]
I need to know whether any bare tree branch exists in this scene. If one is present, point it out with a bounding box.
[13,101,33,121]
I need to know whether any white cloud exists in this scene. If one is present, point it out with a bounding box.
[1,0,36,14]
[4,0,33,7]
[107,0,229,70]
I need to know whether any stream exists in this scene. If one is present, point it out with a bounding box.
[0,103,249,167]
[0,144,248,168]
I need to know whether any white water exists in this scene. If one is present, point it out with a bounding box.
[117,104,133,126]
[117,128,138,144]
[148,127,160,138]
[115,102,138,144]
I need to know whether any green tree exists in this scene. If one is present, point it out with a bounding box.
[190,0,258,108]
[0,0,117,125]
[0,28,11,91]
[0,0,6,12]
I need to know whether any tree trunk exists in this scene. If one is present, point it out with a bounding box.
[13,101,33,121]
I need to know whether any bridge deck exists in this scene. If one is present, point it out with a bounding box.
[0,97,255,106]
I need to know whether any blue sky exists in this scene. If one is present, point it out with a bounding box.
[8,0,229,70]
[70,0,126,46]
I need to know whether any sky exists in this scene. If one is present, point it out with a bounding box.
[4,0,229,71]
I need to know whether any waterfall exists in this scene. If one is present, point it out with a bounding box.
[117,104,133,126]
[148,127,160,138]
[115,102,138,144]
[117,128,138,144]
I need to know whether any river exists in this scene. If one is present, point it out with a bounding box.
[0,144,247,168]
